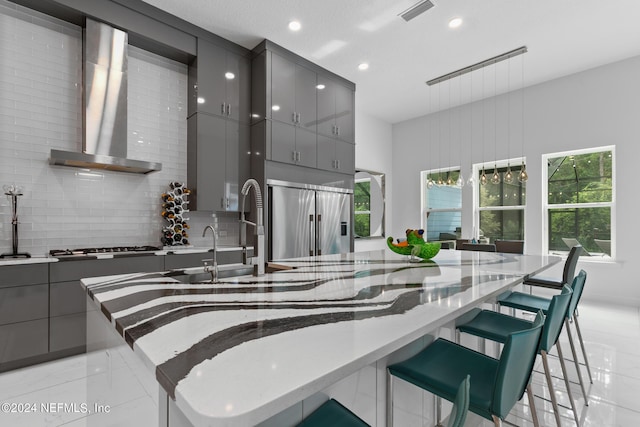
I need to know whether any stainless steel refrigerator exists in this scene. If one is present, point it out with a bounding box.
[268,181,352,260]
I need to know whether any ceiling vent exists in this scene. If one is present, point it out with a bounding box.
[399,0,435,22]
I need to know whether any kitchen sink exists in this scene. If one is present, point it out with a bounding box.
[168,265,255,284]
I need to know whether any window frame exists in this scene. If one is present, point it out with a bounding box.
[420,166,463,240]
[472,157,526,242]
[542,145,616,260]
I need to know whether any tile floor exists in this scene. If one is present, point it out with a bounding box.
[0,300,638,426]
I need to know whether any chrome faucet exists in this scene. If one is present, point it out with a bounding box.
[239,178,265,276]
[202,224,218,282]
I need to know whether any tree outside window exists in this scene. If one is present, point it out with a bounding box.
[476,163,526,243]
[545,147,614,257]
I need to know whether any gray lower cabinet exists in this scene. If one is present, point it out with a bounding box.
[0,320,48,364]
[271,121,316,168]
[0,264,49,366]
[188,113,250,211]
[49,256,165,355]
[317,135,355,174]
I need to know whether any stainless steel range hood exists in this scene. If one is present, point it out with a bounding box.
[50,18,162,174]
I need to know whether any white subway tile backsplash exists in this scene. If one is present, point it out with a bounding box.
[0,1,201,256]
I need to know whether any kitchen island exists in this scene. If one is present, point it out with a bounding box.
[81,249,560,426]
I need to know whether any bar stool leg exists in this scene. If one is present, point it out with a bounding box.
[492,414,503,426]
[436,396,443,426]
[565,319,589,405]
[387,371,394,427]
[573,314,593,384]
[526,384,541,427]
[541,351,563,427]
[557,341,580,426]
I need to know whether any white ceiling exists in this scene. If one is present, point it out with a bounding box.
[142,0,640,124]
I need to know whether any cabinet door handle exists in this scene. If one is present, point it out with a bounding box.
[221,197,225,208]
[292,151,297,162]
[309,214,314,256]
[337,160,340,169]
[297,113,301,124]
[221,103,226,115]
[226,197,230,209]
[226,104,231,116]
[292,112,297,123]
[297,151,301,162]
[317,214,322,256]
[336,126,340,136]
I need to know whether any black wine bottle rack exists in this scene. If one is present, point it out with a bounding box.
[161,182,190,247]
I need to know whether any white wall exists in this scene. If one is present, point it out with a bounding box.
[354,108,392,252]
[392,55,640,306]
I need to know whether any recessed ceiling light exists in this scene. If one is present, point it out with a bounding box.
[358,63,369,71]
[448,17,463,28]
[316,84,325,90]
[288,20,301,31]
[272,105,281,111]
[225,72,235,80]
[197,97,205,104]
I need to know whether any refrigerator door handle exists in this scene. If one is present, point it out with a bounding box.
[317,214,322,256]
[309,214,314,256]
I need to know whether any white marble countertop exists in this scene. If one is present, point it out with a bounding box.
[81,249,560,427]
[0,256,58,266]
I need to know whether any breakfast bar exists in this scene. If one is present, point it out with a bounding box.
[81,249,560,426]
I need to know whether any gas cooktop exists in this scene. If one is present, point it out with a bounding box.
[49,245,162,257]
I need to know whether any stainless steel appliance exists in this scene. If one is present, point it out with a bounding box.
[268,180,352,260]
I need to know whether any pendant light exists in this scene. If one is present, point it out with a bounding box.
[467,71,476,186]
[455,75,465,187]
[490,62,501,185]
[437,82,443,186]
[503,57,514,184]
[426,86,434,189]
[446,79,454,186]
[518,53,528,183]
[480,66,488,186]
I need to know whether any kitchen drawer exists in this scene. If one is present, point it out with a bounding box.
[0,263,48,289]
[0,284,48,325]
[50,255,164,282]
[50,313,86,353]
[50,281,86,317]
[0,319,48,363]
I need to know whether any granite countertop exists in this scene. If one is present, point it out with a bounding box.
[81,249,560,427]
[0,246,251,265]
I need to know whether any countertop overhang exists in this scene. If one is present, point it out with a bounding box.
[81,249,560,426]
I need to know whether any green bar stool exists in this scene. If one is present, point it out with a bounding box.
[499,270,591,403]
[387,311,544,427]
[456,285,578,426]
[447,375,471,427]
[297,398,370,427]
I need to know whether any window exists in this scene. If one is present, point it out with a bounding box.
[475,161,526,243]
[421,169,462,242]
[354,170,385,238]
[544,147,614,258]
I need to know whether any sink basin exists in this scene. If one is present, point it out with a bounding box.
[168,265,255,284]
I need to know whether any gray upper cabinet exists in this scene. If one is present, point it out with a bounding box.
[271,52,317,132]
[188,113,250,211]
[317,75,355,143]
[190,38,250,123]
[317,135,355,175]
[271,121,316,168]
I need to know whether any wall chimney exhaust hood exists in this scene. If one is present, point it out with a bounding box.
[50,19,162,174]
